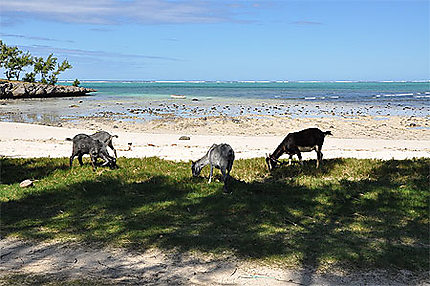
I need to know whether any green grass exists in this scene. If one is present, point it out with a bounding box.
[1,156,429,271]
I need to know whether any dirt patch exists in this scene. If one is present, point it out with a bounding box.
[1,238,427,285]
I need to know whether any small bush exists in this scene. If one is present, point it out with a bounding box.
[23,72,36,83]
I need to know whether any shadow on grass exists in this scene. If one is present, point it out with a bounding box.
[1,157,429,273]
[0,157,69,184]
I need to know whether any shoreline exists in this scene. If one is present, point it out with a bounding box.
[0,121,429,161]
[1,89,429,160]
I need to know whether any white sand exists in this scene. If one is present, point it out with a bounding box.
[0,121,429,160]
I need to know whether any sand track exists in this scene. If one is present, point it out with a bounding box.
[1,238,427,285]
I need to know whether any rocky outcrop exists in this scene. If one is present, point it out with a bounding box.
[0,81,97,98]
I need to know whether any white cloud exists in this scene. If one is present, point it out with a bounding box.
[19,44,181,62]
[0,33,74,43]
[292,21,323,26]
[1,0,233,24]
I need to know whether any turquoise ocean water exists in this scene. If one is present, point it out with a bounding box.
[76,81,430,106]
[2,81,429,124]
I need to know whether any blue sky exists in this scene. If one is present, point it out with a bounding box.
[1,0,429,81]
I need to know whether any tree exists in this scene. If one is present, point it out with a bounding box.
[33,55,72,85]
[23,72,36,83]
[1,43,20,80]
[14,52,33,81]
[34,54,56,84]
[0,41,33,81]
[33,57,45,82]
[72,78,80,87]
[48,59,72,85]
[1,41,73,84]
[0,40,7,68]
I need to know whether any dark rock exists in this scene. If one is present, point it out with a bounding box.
[0,81,96,99]
[179,136,190,140]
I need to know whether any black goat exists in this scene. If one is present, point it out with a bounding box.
[192,143,235,193]
[90,131,118,158]
[266,128,332,171]
[67,134,117,171]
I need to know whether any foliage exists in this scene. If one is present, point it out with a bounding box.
[33,54,72,85]
[50,59,72,85]
[33,54,55,84]
[23,72,36,83]
[1,157,428,272]
[0,41,73,84]
[73,78,80,87]
[0,40,33,81]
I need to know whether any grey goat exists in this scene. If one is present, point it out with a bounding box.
[66,134,117,171]
[90,131,118,158]
[191,143,235,193]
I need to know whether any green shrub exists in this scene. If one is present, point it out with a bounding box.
[23,72,36,83]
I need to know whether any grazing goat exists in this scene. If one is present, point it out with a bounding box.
[266,128,332,171]
[67,134,117,171]
[90,131,118,158]
[192,143,235,193]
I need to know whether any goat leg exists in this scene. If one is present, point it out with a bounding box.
[221,167,231,193]
[78,155,84,166]
[208,165,213,183]
[297,152,303,166]
[69,155,75,167]
[316,150,323,168]
[90,156,97,171]
[100,155,110,166]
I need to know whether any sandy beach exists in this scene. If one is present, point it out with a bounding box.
[1,82,429,161]
[1,114,429,161]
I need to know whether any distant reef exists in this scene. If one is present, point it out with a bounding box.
[0,81,96,99]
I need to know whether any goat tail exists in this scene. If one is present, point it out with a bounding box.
[65,137,73,141]
[324,131,333,136]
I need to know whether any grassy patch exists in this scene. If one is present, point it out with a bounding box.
[1,156,429,271]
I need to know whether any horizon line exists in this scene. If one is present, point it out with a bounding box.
[58,79,430,83]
